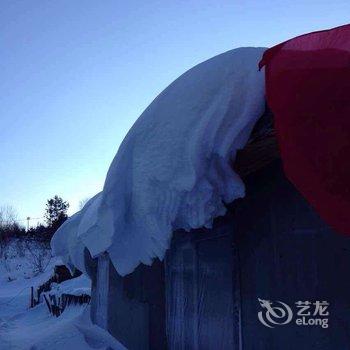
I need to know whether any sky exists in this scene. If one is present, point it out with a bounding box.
[1,0,349,227]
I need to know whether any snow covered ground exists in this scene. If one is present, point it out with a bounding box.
[0,239,52,283]
[0,241,125,350]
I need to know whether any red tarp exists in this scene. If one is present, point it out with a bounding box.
[260,24,350,235]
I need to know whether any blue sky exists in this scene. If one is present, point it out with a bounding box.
[1,0,349,227]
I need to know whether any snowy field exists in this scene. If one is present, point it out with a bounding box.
[0,239,125,350]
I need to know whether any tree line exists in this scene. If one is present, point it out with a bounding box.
[0,196,69,243]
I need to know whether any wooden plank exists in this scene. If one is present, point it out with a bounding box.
[166,215,241,349]
[95,252,110,329]
[235,160,350,349]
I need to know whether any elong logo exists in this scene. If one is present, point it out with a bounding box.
[257,299,293,328]
[257,298,329,329]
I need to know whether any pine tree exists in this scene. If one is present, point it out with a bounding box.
[44,196,69,230]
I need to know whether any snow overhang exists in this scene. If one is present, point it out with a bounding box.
[52,47,267,276]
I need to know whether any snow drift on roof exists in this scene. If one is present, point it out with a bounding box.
[51,193,102,275]
[52,47,266,276]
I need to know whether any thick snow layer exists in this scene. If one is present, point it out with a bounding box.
[50,274,91,297]
[0,256,124,350]
[0,303,125,350]
[52,47,266,276]
[51,193,102,275]
[0,256,59,320]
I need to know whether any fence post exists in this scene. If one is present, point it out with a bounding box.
[30,286,34,308]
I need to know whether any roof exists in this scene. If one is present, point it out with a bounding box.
[52,47,267,276]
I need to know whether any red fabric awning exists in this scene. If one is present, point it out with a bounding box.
[260,24,350,235]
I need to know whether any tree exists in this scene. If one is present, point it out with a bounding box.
[44,196,69,230]
[79,197,91,210]
[0,205,18,228]
[0,205,24,255]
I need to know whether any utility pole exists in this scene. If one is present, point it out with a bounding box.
[26,217,30,231]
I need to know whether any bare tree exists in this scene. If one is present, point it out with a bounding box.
[0,205,20,256]
[79,197,91,210]
[0,205,18,228]
[24,239,51,275]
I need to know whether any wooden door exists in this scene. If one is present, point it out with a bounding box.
[166,215,241,349]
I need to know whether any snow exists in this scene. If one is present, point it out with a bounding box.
[0,254,125,349]
[0,256,58,320]
[49,274,91,297]
[51,192,102,275]
[0,239,53,282]
[52,47,266,276]
[0,303,126,350]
